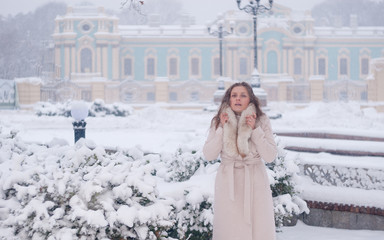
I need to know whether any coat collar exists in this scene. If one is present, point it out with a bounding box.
[222,103,256,158]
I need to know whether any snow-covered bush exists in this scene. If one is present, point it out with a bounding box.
[268,135,309,227]
[34,99,133,118]
[1,134,173,239]
[35,101,72,117]
[0,128,308,239]
[0,130,216,239]
[169,190,213,240]
[89,99,133,117]
[162,149,205,182]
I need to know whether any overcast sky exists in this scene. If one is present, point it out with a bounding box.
[0,0,326,23]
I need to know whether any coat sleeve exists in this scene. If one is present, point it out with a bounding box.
[203,126,223,161]
[250,115,277,163]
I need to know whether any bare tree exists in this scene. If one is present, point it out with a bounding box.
[119,0,183,25]
[312,0,384,27]
[0,2,66,79]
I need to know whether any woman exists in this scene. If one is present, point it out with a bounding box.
[203,82,277,240]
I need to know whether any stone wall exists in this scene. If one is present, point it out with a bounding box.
[300,201,384,231]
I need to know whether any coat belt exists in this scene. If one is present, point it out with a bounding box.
[221,155,263,225]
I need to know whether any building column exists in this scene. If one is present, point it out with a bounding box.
[102,46,108,78]
[278,77,293,101]
[283,47,288,74]
[55,46,61,79]
[96,45,102,74]
[91,81,106,101]
[367,58,384,102]
[309,48,315,80]
[71,45,76,79]
[15,79,41,107]
[288,48,293,77]
[155,77,169,102]
[112,45,119,80]
[64,45,71,79]
[309,75,325,101]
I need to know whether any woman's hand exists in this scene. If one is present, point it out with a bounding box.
[220,112,229,127]
[246,113,257,129]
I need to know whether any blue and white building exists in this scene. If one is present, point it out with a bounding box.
[39,4,384,104]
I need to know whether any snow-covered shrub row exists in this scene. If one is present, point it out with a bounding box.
[0,129,214,239]
[302,164,384,190]
[268,136,309,227]
[0,135,173,239]
[0,130,308,239]
[35,99,133,117]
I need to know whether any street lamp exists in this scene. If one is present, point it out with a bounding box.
[236,0,273,88]
[207,19,234,80]
[71,101,89,143]
[208,18,234,105]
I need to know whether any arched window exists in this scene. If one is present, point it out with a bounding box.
[81,48,92,73]
[267,51,278,74]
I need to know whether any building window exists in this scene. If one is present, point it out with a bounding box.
[239,58,247,75]
[190,91,199,101]
[169,58,178,76]
[124,58,132,76]
[80,48,92,73]
[124,92,133,102]
[169,92,178,101]
[81,91,92,101]
[318,58,326,75]
[147,58,155,76]
[214,57,220,76]
[267,51,278,74]
[147,92,155,101]
[191,58,199,76]
[294,58,302,75]
[361,58,369,75]
[340,58,348,75]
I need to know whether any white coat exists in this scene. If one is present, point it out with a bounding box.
[203,103,277,240]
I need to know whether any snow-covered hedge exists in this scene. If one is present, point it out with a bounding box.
[35,99,133,117]
[302,164,384,190]
[0,129,213,239]
[268,136,309,227]
[0,129,308,239]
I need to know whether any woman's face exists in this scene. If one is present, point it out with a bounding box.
[229,86,250,115]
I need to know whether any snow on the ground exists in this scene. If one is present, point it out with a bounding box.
[1,101,384,239]
[298,176,384,209]
[270,101,384,134]
[280,136,384,153]
[277,221,384,240]
[293,151,384,170]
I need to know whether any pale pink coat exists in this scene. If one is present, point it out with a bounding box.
[203,109,277,240]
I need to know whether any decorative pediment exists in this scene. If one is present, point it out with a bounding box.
[78,35,94,47]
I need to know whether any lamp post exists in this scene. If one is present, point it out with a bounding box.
[208,19,234,105]
[236,0,273,88]
[71,101,89,143]
[207,20,234,80]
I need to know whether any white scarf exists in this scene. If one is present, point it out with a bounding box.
[222,103,256,158]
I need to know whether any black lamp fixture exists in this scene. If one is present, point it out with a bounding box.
[207,19,234,79]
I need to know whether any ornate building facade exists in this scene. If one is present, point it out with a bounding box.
[8,3,384,109]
